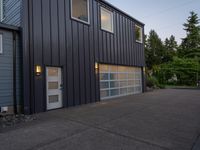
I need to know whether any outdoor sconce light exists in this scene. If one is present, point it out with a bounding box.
[35,65,42,76]
[143,67,146,73]
[95,62,99,70]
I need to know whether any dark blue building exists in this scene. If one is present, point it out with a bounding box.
[0,0,145,114]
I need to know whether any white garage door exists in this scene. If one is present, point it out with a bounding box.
[99,64,142,100]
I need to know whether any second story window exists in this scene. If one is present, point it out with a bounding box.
[0,0,4,22]
[135,25,143,43]
[71,0,90,24]
[101,7,113,33]
[0,34,3,54]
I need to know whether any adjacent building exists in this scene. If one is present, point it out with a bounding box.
[0,0,145,114]
[0,23,22,113]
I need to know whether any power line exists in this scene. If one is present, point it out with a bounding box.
[143,0,198,18]
[156,22,183,31]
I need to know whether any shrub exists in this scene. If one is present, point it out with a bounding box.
[152,57,200,86]
[146,76,160,88]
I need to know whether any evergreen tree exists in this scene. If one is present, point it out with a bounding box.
[179,11,200,58]
[163,35,178,62]
[145,30,165,69]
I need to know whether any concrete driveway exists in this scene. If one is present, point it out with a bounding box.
[0,89,200,150]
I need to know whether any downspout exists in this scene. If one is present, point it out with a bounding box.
[13,31,17,114]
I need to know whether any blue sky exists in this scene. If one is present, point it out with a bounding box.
[106,0,200,44]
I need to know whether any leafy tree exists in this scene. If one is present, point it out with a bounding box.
[145,30,165,69]
[179,11,200,58]
[153,57,200,86]
[145,12,200,87]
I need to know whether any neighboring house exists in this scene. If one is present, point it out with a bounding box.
[0,0,22,26]
[0,23,22,113]
[0,0,145,114]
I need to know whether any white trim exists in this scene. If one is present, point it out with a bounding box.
[70,0,90,24]
[101,91,142,100]
[135,25,143,43]
[0,34,3,54]
[100,85,142,91]
[100,7,114,33]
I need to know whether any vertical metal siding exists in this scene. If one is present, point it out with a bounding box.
[22,0,145,114]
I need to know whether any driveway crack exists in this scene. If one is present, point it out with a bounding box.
[27,128,91,150]
[67,118,170,150]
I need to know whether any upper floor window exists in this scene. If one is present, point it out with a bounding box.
[0,0,4,22]
[135,25,143,43]
[71,0,90,24]
[0,34,3,54]
[101,7,113,33]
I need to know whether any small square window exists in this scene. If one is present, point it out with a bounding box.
[0,34,3,54]
[49,95,59,103]
[71,0,90,24]
[48,82,59,90]
[135,25,143,43]
[101,7,113,33]
[48,68,58,76]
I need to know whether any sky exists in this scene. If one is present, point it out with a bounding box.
[106,0,200,44]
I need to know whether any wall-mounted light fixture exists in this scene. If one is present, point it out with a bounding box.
[35,65,42,76]
[143,67,146,72]
[95,62,99,70]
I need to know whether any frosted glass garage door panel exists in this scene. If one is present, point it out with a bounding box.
[99,64,143,100]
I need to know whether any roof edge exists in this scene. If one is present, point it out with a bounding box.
[0,23,20,31]
[99,0,145,26]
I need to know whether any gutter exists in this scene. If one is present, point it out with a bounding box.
[0,23,20,31]
[13,31,17,114]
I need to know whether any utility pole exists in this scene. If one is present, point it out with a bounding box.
[197,59,199,87]
[196,57,199,87]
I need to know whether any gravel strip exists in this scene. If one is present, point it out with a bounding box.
[0,114,36,128]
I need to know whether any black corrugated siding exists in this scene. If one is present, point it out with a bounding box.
[22,0,145,114]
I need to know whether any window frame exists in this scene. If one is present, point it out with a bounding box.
[100,6,114,33]
[135,25,143,43]
[70,0,90,25]
[0,34,3,54]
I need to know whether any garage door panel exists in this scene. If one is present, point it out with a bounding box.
[120,88,128,95]
[128,73,134,79]
[128,87,134,94]
[100,81,109,89]
[100,90,110,98]
[99,64,143,100]
[118,73,127,79]
[128,80,134,86]
[110,89,120,96]
[120,81,127,87]
[100,73,109,80]
[110,73,118,80]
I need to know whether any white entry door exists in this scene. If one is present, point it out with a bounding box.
[46,67,63,110]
